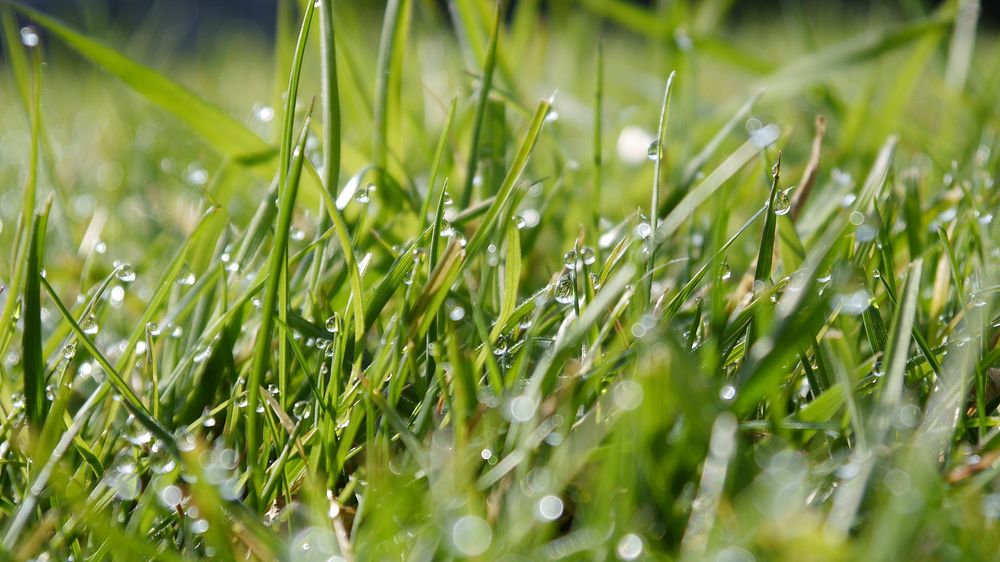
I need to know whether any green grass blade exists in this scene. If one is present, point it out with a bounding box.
[646,71,676,302]
[22,204,48,429]
[246,118,311,499]
[11,4,274,165]
[459,2,501,207]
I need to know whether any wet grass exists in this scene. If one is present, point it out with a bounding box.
[0,0,998,560]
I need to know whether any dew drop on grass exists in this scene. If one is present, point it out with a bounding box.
[536,495,564,521]
[508,395,536,422]
[616,533,644,561]
[563,249,577,268]
[20,26,39,48]
[613,379,644,411]
[125,420,152,446]
[493,335,509,356]
[449,306,465,321]
[177,264,196,286]
[45,385,56,401]
[512,215,526,229]
[719,384,737,402]
[325,313,342,333]
[646,140,660,161]
[81,315,99,335]
[355,182,375,204]
[774,189,792,216]
[160,485,183,507]
[486,244,500,267]
[62,341,77,359]
[451,515,492,557]
[115,264,136,282]
[635,222,652,240]
[580,246,596,265]
[292,400,312,420]
[831,289,871,315]
[146,322,160,337]
[106,457,141,501]
[554,274,574,304]
[267,384,280,396]
[719,259,732,281]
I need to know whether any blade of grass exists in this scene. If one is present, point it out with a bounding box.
[646,71,676,303]
[11,4,274,164]
[459,2,501,207]
[246,118,311,502]
[22,202,49,429]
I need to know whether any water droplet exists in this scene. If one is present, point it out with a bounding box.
[646,140,660,161]
[635,222,652,240]
[613,379,644,411]
[536,495,564,521]
[45,384,56,401]
[589,272,602,290]
[81,315,99,335]
[255,105,274,122]
[355,182,375,204]
[831,289,871,315]
[186,164,208,186]
[580,246,597,266]
[115,264,136,283]
[719,259,732,281]
[146,322,160,336]
[160,485,183,507]
[62,341,77,359]
[493,335,509,356]
[849,211,865,226]
[507,395,536,422]
[20,26,39,48]
[177,264,196,286]
[563,249,577,268]
[292,400,312,420]
[125,420,152,446]
[553,274,574,304]
[325,313,342,333]
[719,384,737,402]
[267,384,280,396]
[774,188,792,216]
[512,215,526,229]
[449,306,466,321]
[106,457,141,500]
[451,515,492,556]
[191,519,209,534]
[616,533,644,560]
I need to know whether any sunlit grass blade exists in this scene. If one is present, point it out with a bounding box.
[246,118,311,501]
[459,2,501,207]
[10,4,275,164]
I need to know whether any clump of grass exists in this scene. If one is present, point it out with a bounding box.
[0,0,998,560]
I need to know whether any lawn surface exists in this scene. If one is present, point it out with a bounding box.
[0,0,999,560]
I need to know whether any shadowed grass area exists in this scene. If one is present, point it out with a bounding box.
[0,0,999,559]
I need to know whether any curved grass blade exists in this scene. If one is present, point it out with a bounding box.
[10,4,275,165]
[646,71,676,303]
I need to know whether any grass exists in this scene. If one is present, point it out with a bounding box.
[0,0,999,560]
